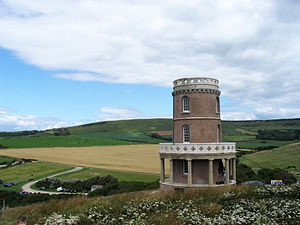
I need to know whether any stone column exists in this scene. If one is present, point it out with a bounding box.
[170,159,173,184]
[233,158,236,182]
[187,159,192,186]
[208,159,214,185]
[160,158,165,183]
[229,159,233,178]
[225,158,230,184]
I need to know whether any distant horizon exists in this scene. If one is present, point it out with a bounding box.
[1,117,300,132]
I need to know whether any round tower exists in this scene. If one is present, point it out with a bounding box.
[159,77,236,190]
[172,77,221,143]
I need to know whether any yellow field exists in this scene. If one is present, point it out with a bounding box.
[0,145,169,175]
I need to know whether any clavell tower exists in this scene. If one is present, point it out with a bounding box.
[159,77,236,190]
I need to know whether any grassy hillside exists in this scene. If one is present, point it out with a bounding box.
[65,119,173,134]
[57,167,159,182]
[0,135,138,149]
[0,161,73,192]
[0,118,300,149]
[239,142,300,178]
[1,185,299,225]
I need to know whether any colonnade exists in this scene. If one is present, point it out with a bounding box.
[160,157,236,186]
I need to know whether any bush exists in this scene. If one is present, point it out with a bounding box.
[256,129,300,141]
[257,168,296,184]
[0,190,72,208]
[88,179,159,197]
[236,163,257,183]
[0,144,7,149]
[36,175,118,192]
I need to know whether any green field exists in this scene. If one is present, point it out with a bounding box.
[0,161,73,192]
[239,142,300,178]
[0,156,16,164]
[0,134,138,149]
[57,167,159,182]
[0,118,300,149]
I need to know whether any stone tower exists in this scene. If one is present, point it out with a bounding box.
[160,77,236,190]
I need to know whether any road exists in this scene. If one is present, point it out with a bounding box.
[22,166,83,195]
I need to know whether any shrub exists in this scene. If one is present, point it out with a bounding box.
[257,168,297,184]
[0,144,7,149]
[88,179,159,197]
[36,175,119,192]
[236,163,257,183]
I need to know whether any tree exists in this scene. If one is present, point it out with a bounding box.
[257,168,296,184]
[236,163,257,183]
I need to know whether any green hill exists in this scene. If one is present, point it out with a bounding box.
[0,118,300,149]
[239,142,300,178]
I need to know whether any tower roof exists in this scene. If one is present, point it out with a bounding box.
[173,77,220,93]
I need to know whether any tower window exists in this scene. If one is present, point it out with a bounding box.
[183,124,190,143]
[216,97,220,113]
[183,160,188,174]
[182,96,190,112]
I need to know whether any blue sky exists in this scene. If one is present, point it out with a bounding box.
[0,0,300,131]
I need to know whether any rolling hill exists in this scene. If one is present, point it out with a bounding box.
[0,118,300,149]
[239,142,300,178]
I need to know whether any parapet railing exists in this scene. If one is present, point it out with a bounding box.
[173,77,219,87]
[160,143,236,154]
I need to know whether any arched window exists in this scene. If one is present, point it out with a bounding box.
[216,97,220,113]
[183,124,190,143]
[182,96,190,112]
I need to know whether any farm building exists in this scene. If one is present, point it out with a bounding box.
[159,77,237,190]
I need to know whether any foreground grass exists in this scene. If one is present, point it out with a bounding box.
[57,167,159,183]
[0,162,73,192]
[1,185,299,225]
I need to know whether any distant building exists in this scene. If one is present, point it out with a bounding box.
[159,77,237,190]
[91,185,103,191]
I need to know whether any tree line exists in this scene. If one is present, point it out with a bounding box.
[256,129,300,141]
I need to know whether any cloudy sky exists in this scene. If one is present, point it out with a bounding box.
[0,0,300,131]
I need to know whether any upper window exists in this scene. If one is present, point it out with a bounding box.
[183,124,190,143]
[182,96,190,112]
[216,97,220,113]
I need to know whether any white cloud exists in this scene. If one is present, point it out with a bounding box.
[97,107,171,121]
[221,111,256,121]
[97,107,141,121]
[0,108,79,131]
[254,106,300,120]
[0,0,300,119]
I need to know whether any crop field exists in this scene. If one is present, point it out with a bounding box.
[57,167,159,182]
[0,145,169,175]
[0,161,73,192]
